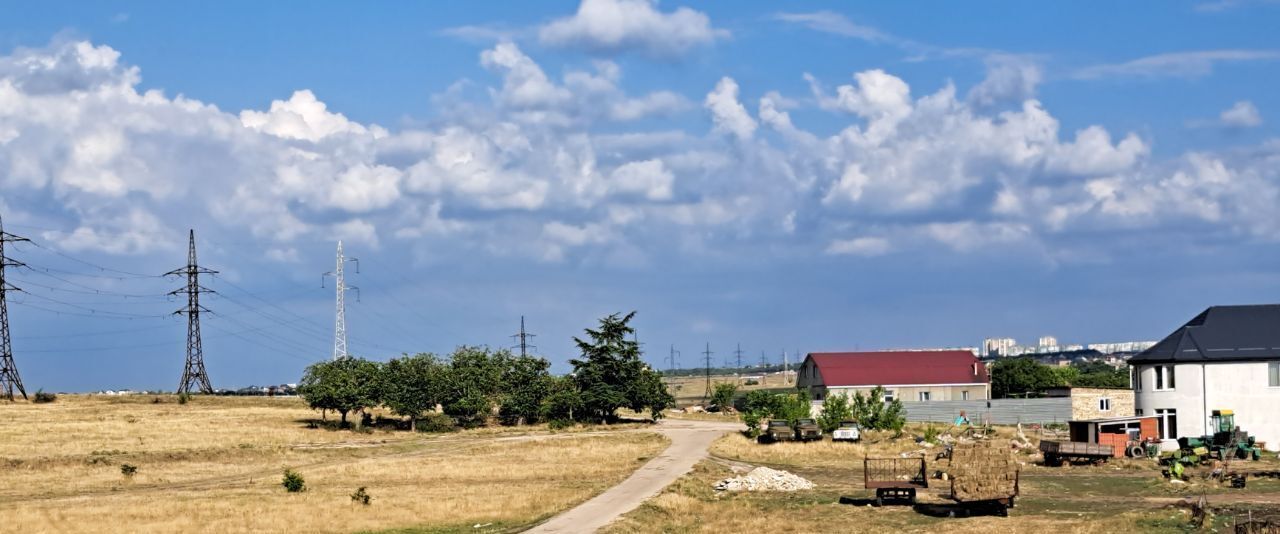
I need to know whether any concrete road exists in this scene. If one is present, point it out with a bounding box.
[524,418,741,533]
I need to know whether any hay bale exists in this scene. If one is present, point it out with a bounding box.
[945,439,1019,501]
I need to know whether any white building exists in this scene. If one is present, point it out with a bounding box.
[1130,305,1280,451]
[1038,336,1059,350]
[982,337,1017,357]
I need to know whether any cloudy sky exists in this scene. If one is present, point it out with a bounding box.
[2,1,1278,391]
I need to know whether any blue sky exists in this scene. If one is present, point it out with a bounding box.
[1,1,1278,391]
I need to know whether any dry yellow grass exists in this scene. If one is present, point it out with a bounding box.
[0,395,668,533]
[604,461,1199,534]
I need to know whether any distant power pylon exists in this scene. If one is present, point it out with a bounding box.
[734,343,743,372]
[0,214,29,401]
[701,342,713,403]
[511,316,536,357]
[667,344,680,372]
[166,230,216,395]
[322,241,359,360]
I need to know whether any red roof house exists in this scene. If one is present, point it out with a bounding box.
[798,350,990,402]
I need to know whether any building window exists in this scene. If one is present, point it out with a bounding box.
[919,391,931,402]
[1133,367,1142,391]
[1155,409,1178,440]
[1136,409,1143,416]
[1154,365,1175,391]
[883,390,895,402]
[813,390,824,401]
[1270,362,1279,387]
[962,390,970,401]
[1099,398,1111,411]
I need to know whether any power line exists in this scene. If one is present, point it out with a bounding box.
[26,241,160,278]
[12,290,170,319]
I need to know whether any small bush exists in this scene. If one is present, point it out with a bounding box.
[744,379,759,386]
[281,469,306,493]
[416,413,456,433]
[547,418,574,431]
[151,397,162,404]
[120,464,138,477]
[32,389,56,403]
[742,411,763,438]
[177,392,190,405]
[923,424,941,444]
[350,486,372,505]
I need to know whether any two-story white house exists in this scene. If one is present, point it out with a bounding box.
[1130,304,1280,451]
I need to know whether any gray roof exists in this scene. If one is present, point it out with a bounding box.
[1130,304,1280,364]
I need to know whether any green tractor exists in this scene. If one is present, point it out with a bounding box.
[1206,410,1262,461]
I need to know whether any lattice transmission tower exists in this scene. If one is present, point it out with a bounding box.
[322,241,358,360]
[0,214,29,400]
[166,230,216,394]
[511,316,536,357]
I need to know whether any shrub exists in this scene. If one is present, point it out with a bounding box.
[177,392,190,405]
[151,397,162,404]
[816,393,853,433]
[548,418,574,431]
[710,383,738,412]
[32,390,56,404]
[923,424,941,444]
[742,411,763,438]
[350,486,372,505]
[744,379,759,386]
[416,413,456,433]
[120,464,138,477]
[281,469,306,493]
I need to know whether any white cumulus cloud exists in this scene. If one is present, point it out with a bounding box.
[539,0,727,57]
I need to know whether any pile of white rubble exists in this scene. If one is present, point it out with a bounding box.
[714,466,815,492]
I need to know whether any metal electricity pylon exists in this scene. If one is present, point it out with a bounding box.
[166,230,216,394]
[701,342,713,404]
[322,241,359,360]
[511,316,536,357]
[0,214,29,400]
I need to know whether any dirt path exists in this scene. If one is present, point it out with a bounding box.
[525,418,741,533]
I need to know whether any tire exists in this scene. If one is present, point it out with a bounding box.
[1127,445,1144,458]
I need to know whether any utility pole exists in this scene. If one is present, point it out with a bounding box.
[166,230,215,395]
[760,350,768,386]
[0,214,29,401]
[322,241,359,360]
[701,342,713,404]
[667,344,680,373]
[782,349,789,385]
[511,316,536,357]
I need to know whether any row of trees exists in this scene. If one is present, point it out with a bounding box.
[298,312,674,430]
[734,386,907,438]
[990,358,1130,398]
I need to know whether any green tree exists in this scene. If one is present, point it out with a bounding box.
[1073,361,1130,388]
[500,354,554,425]
[298,356,383,426]
[710,383,738,412]
[541,375,583,422]
[569,312,674,422]
[440,346,508,427]
[381,353,446,431]
[990,357,1058,398]
[816,392,853,433]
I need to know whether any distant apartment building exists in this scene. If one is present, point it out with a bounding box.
[1038,336,1059,350]
[982,338,1017,357]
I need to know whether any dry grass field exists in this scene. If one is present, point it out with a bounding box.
[0,395,668,534]
[662,373,793,407]
[608,429,1280,533]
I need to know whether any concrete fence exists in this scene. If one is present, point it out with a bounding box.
[901,397,1072,426]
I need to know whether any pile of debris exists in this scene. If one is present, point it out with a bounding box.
[946,439,1020,501]
[714,467,815,492]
